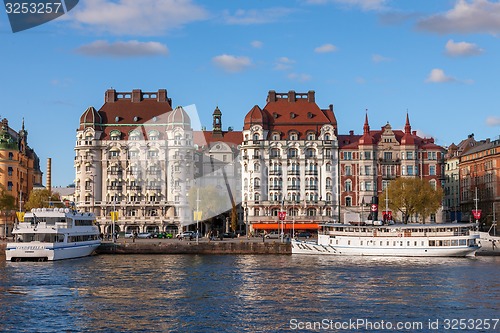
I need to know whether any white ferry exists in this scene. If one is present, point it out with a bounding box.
[478,223,499,254]
[5,208,101,262]
[292,222,480,257]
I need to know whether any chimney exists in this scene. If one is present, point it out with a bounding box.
[131,89,142,103]
[267,90,276,103]
[412,131,416,136]
[157,89,167,102]
[329,104,334,112]
[288,90,296,102]
[105,89,117,103]
[46,158,52,193]
[307,90,315,103]
[349,130,354,136]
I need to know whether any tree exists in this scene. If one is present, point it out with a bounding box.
[0,190,16,237]
[24,189,62,211]
[383,177,443,223]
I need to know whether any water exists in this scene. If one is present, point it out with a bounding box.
[0,254,499,332]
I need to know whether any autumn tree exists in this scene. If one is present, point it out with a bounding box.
[24,189,62,211]
[383,177,443,224]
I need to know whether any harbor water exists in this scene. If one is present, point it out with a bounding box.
[0,254,499,332]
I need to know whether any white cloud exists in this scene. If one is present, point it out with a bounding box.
[372,54,392,63]
[305,0,387,11]
[251,40,263,48]
[417,0,500,34]
[75,40,168,57]
[486,116,500,126]
[69,0,208,36]
[426,68,456,83]
[274,57,295,71]
[287,73,312,82]
[223,8,295,25]
[314,43,338,53]
[445,39,484,56]
[212,54,252,73]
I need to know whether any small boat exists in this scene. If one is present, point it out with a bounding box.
[5,208,101,262]
[291,222,480,257]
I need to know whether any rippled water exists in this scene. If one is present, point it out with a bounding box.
[0,254,499,332]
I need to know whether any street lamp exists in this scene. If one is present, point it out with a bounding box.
[245,200,249,238]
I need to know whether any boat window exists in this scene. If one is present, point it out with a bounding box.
[360,241,363,245]
[386,241,389,246]
[414,241,417,246]
[407,241,410,246]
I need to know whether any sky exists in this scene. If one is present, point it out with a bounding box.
[2,0,500,187]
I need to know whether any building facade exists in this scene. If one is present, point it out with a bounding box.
[241,90,340,233]
[458,136,500,228]
[75,89,243,235]
[0,118,43,237]
[338,113,446,223]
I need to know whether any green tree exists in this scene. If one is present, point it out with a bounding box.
[383,177,443,223]
[24,189,62,211]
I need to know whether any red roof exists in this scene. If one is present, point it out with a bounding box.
[193,130,243,148]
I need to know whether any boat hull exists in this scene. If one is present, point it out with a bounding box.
[291,240,479,257]
[5,241,101,261]
[477,232,500,254]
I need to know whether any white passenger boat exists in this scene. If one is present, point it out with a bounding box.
[5,208,101,262]
[291,222,480,257]
[478,223,499,254]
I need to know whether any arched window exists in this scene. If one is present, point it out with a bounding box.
[253,133,260,140]
[307,132,316,140]
[324,134,330,140]
[254,208,260,216]
[288,148,298,158]
[129,130,141,141]
[148,130,159,141]
[289,132,298,140]
[110,130,121,141]
[306,148,316,158]
[345,197,352,207]
[345,180,352,192]
[307,208,317,216]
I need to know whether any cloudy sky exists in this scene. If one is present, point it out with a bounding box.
[2,0,500,186]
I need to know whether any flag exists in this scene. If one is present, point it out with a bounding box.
[16,212,25,222]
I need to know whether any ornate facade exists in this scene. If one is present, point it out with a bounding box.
[0,118,43,237]
[241,90,340,233]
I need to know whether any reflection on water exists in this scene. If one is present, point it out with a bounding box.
[0,255,499,332]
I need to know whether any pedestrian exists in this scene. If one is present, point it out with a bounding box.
[262,233,265,243]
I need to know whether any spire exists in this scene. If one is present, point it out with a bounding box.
[363,109,370,134]
[212,106,222,136]
[22,117,25,131]
[404,112,411,134]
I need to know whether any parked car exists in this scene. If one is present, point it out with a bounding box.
[156,232,173,239]
[297,232,312,239]
[222,232,236,238]
[124,232,135,238]
[265,231,281,239]
[176,231,195,239]
[137,232,153,239]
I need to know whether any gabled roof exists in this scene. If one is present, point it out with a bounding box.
[193,130,243,148]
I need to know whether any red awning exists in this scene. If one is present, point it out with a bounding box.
[252,223,319,230]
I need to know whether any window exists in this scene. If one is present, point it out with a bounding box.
[128,150,139,159]
[364,151,371,160]
[364,165,371,176]
[306,148,316,158]
[383,152,392,160]
[7,181,13,191]
[8,167,13,176]
[345,197,352,206]
[326,163,331,172]
[147,150,159,158]
[253,134,259,140]
[407,166,414,176]
[365,182,372,191]
[129,130,141,141]
[345,166,351,176]
[272,133,280,140]
[428,152,437,160]
[288,148,298,158]
[307,132,316,140]
[345,180,352,192]
[149,130,159,141]
[307,209,317,216]
[406,151,414,160]
[270,148,280,158]
[289,132,298,140]
[8,152,13,160]
[343,152,352,160]
[109,150,120,158]
[110,130,121,141]
[429,165,436,176]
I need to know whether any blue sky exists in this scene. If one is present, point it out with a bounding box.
[2,0,500,187]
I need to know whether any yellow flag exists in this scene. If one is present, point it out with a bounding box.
[193,211,202,220]
[111,211,119,221]
[16,212,25,222]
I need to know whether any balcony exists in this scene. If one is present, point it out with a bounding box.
[146,186,162,191]
[287,170,300,175]
[107,185,123,190]
[305,170,318,176]
[305,185,318,190]
[269,185,282,190]
[287,185,300,190]
[269,170,282,176]
[126,186,142,191]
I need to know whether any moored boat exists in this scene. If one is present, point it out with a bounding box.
[292,222,480,257]
[5,208,101,261]
[477,223,499,254]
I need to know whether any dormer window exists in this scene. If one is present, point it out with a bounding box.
[289,132,298,141]
[307,132,316,140]
[272,132,280,140]
[110,130,121,141]
[149,130,159,141]
[129,130,141,141]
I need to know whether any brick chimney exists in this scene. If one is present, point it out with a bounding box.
[131,89,142,102]
[288,90,296,102]
[307,90,315,103]
[105,89,116,103]
[267,90,276,103]
[157,89,167,102]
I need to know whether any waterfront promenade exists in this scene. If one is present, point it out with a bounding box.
[97,236,292,255]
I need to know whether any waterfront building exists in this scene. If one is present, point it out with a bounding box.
[75,89,194,235]
[241,90,340,233]
[75,89,243,236]
[458,136,500,228]
[338,113,446,223]
[443,134,477,222]
[0,118,43,237]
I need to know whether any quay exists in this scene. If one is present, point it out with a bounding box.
[97,237,291,255]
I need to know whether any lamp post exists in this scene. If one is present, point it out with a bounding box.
[245,200,249,238]
[196,187,200,245]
